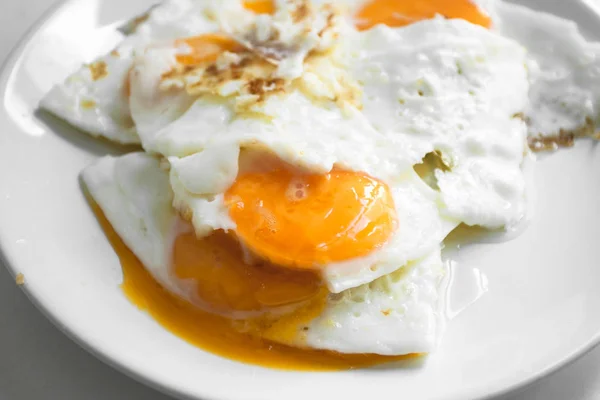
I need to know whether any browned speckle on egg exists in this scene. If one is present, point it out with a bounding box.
[528,116,598,152]
[528,132,574,152]
[179,206,194,223]
[110,49,120,58]
[163,50,292,114]
[381,309,391,316]
[298,51,363,112]
[158,3,359,117]
[318,4,337,37]
[80,99,96,109]
[88,61,108,81]
[291,0,311,23]
[241,1,339,64]
[15,273,25,286]
[247,77,286,97]
[120,12,151,35]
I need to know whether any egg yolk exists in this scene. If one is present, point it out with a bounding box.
[241,0,491,30]
[355,0,491,30]
[172,230,321,316]
[225,169,397,270]
[243,0,276,14]
[175,34,245,66]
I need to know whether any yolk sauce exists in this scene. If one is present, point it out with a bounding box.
[93,205,413,370]
[242,0,491,30]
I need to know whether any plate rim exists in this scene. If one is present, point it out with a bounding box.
[1,1,600,400]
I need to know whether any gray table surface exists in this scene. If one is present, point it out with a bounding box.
[2,1,600,399]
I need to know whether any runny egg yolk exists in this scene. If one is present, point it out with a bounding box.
[92,204,416,370]
[242,0,491,30]
[175,34,244,66]
[243,0,276,14]
[172,230,321,316]
[224,169,397,270]
[355,0,491,30]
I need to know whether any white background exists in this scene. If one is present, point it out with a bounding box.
[1,1,600,399]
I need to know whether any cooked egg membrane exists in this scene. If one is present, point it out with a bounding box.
[83,152,447,355]
[40,0,221,144]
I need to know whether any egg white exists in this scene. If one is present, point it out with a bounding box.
[493,1,600,143]
[304,249,446,355]
[82,152,186,297]
[346,20,529,228]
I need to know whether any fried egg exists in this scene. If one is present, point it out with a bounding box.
[169,147,457,293]
[40,0,219,143]
[78,0,531,358]
[129,10,529,239]
[55,0,600,363]
[73,0,533,358]
[84,152,447,354]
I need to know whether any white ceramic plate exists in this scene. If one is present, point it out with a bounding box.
[2,1,600,399]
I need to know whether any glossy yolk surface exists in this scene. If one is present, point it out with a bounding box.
[175,34,245,66]
[172,230,321,316]
[225,169,397,270]
[93,204,414,370]
[241,0,491,30]
[243,0,276,14]
[355,0,491,30]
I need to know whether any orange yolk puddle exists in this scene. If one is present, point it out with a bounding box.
[92,205,413,370]
[225,169,397,270]
[241,0,491,30]
[175,34,245,66]
[172,230,321,315]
